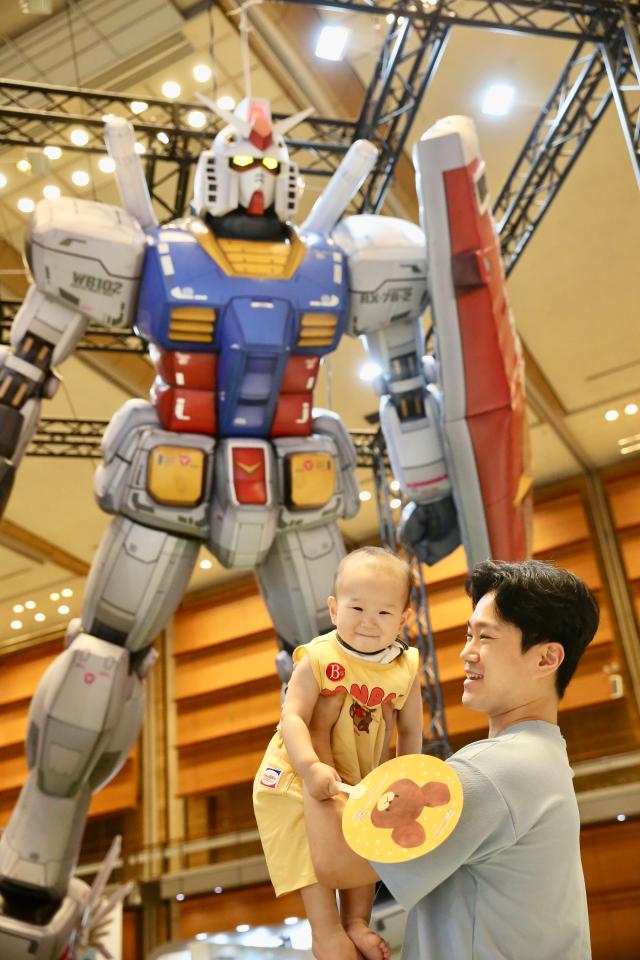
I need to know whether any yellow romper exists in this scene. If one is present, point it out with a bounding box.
[253,630,420,896]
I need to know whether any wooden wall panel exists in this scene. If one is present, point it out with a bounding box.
[581,819,640,960]
[178,884,304,940]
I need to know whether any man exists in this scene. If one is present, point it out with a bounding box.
[304,558,599,960]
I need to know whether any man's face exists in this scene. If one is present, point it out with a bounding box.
[327,559,409,654]
[459,592,548,716]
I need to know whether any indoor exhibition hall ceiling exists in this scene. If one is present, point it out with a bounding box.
[0,0,638,642]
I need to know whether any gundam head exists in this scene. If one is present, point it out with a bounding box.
[192,97,311,223]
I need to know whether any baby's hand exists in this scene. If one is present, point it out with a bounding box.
[304,761,342,800]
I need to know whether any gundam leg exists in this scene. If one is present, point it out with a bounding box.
[0,402,210,959]
[254,410,360,675]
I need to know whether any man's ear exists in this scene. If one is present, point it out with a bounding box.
[327,595,338,625]
[537,642,565,674]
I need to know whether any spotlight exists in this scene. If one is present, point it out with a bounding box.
[359,490,372,502]
[10,620,23,630]
[157,132,170,145]
[71,170,90,187]
[193,64,212,83]
[315,25,350,61]
[604,409,619,422]
[44,145,62,160]
[17,198,35,213]
[390,497,402,509]
[34,613,46,623]
[481,83,515,117]
[61,588,73,598]
[57,604,70,615]
[130,100,148,115]
[70,128,89,146]
[25,600,36,610]
[217,95,235,111]
[43,185,60,200]
[99,157,116,173]
[200,559,213,570]
[187,110,207,129]
[359,362,382,382]
[624,403,638,416]
[162,80,181,100]
[17,159,32,172]
[13,604,24,613]
[49,592,60,601]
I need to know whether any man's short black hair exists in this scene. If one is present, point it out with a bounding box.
[466,559,599,698]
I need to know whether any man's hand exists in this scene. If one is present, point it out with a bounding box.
[303,760,342,800]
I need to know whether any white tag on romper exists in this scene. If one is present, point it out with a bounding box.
[260,767,283,789]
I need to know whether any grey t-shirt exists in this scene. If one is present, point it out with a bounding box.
[373,721,591,960]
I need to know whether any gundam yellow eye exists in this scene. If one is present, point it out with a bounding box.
[230,155,256,169]
[262,157,280,173]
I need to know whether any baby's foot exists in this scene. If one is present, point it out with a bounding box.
[344,918,390,960]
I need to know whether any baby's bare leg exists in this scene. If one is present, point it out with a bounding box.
[340,886,391,960]
[301,883,363,960]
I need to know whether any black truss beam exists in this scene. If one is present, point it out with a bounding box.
[0,300,146,354]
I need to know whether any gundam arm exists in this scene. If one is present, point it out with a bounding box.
[334,214,461,566]
[0,196,147,518]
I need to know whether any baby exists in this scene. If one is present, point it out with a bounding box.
[253,546,424,960]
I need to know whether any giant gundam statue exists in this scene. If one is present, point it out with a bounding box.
[0,96,530,957]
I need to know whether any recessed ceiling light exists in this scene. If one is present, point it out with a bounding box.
[624,403,638,416]
[604,409,619,422]
[134,142,145,155]
[13,604,24,613]
[34,612,46,623]
[217,95,235,111]
[61,588,73,598]
[0,173,6,189]
[157,132,170,145]
[214,886,223,894]
[17,197,35,213]
[193,64,212,83]
[102,114,115,122]
[200,559,212,570]
[386,12,394,23]
[617,814,626,822]
[162,80,181,100]
[43,184,61,200]
[359,490,372,502]
[57,604,70,615]
[284,916,299,925]
[44,145,62,160]
[70,128,89,146]
[175,893,185,901]
[17,159,32,172]
[390,497,402,509]
[481,83,515,117]
[390,479,400,492]
[49,592,60,601]
[359,362,382,382]
[187,110,207,129]
[194,933,208,941]
[25,600,36,610]
[236,924,250,933]
[315,25,350,61]
[130,100,148,115]
[10,620,23,630]
[99,157,116,174]
[72,170,90,187]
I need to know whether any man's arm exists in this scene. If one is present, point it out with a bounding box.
[304,788,379,889]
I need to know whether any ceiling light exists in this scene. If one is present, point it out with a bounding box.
[236,924,250,933]
[193,64,212,83]
[13,604,24,613]
[157,132,170,145]
[17,159,32,172]
[386,13,394,23]
[70,128,89,146]
[49,592,60,601]
[17,197,35,213]
[200,559,212,570]
[604,409,619,422]
[194,933,207,941]
[175,893,185,901]
[359,362,382,382]
[61,588,73,598]
[397,16,407,24]
[134,142,145,155]
[284,916,299,925]
[390,497,402,509]
[390,479,400,492]
[617,814,626,822]
[102,114,115,122]
[217,95,235,111]
[0,173,6,188]
[130,100,148,115]
[34,612,46,623]
[44,145,62,160]
[620,441,640,456]
[187,110,207,129]
[315,25,350,61]
[482,83,515,117]
[162,80,181,100]
[72,170,90,187]
[624,403,638,416]
[99,157,116,174]
[359,490,372,502]
[43,184,60,200]
[57,604,70,615]
[25,600,36,610]
[10,620,23,630]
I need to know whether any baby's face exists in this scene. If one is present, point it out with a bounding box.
[327,559,409,654]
